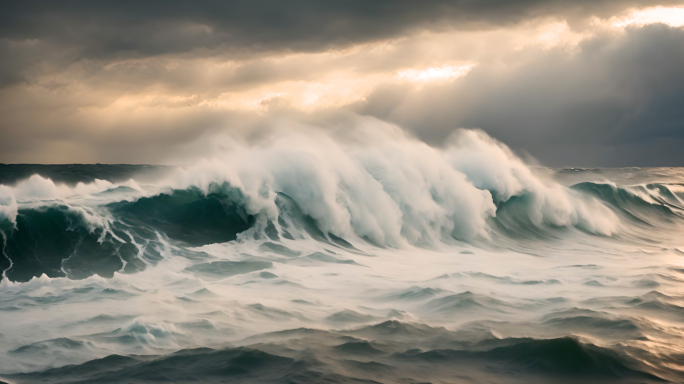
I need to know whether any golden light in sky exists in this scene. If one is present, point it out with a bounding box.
[611,6,684,28]
[396,64,476,83]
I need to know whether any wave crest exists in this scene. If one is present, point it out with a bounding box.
[0,129,641,282]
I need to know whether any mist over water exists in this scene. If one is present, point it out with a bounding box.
[1,129,683,383]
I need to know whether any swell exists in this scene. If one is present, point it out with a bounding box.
[1,321,669,384]
[571,182,684,225]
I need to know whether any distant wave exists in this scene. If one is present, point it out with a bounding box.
[572,182,684,220]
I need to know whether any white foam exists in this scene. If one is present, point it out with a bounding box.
[162,127,618,245]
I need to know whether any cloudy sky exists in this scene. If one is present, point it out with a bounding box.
[1,1,683,166]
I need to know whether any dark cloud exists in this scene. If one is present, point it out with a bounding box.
[2,1,678,57]
[1,1,683,166]
[2,0,677,90]
[360,24,684,167]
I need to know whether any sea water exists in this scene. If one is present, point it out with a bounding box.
[0,130,683,383]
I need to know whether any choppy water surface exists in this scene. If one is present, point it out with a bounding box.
[1,131,683,383]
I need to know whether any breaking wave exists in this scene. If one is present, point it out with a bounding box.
[2,130,683,282]
[0,130,637,282]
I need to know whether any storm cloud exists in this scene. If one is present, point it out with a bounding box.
[360,24,684,166]
[3,1,676,52]
[0,1,683,165]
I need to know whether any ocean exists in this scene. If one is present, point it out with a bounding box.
[0,131,683,383]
